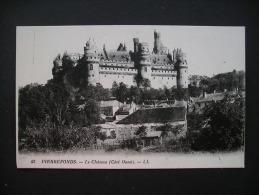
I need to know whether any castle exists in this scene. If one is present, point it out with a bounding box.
[52,31,188,89]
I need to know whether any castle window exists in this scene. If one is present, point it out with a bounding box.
[90,64,93,70]
[185,70,186,73]
[104,75,106,77]
[92,74,94,76]
[144,67,147,72]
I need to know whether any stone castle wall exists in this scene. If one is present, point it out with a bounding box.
[53,31,188,89]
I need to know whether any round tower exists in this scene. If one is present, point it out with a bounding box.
[138,42,151,80]
[153,30,161,54]
[176,49,188,89]
[84,38,100,86]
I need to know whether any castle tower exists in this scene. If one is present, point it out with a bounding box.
[153,30,162,54]
[139,42,151,80]
[84,38,100,86]
[173,48,177,63]
[175,49,188,89]
[52,54,62,78]
[133,38,139,53]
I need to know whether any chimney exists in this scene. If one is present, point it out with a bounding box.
[224,89,227,92]
[203,92,207,98]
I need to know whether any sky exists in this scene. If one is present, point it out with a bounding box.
[16,25,245,87]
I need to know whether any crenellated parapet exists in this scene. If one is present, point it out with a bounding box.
[52,30,189,89]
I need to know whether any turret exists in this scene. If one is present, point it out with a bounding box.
[175,49,188,89]
[153,30,161,54]
[133,38,139,53]
[84,38,100,86]
[52,54,63,78]
[173,48,177,63]
[139,42,151,80]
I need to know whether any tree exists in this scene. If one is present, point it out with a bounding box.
[188,85,202,97]
[135,126,147,138]
[191,94,245,151]
[163,86,170,100]
[111,81,118,97]
[134,74,143,88]
[156,123,172,138]
[142,78,151,88]
[83,99,101,126]
[128,86,141,103]
[19,83,49,130]
[170,88,189,101]
[156,123,181,138]
[116,82,128,103]
[134,126,147,150]
[62,57,74,71]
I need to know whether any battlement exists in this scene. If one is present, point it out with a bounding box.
[100,67,138,75]
[52,30,188,89]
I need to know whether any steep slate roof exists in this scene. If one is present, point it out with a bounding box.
[150,54,172,64]
[195,91,245,103]
[116,107,186,124]
[105,50,131,62]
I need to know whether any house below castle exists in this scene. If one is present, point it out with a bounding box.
[188,89,245,114]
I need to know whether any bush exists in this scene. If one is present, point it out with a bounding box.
[190,95,245,151]
[19,121,101,151]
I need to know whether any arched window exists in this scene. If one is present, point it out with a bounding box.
[90,64,93,70]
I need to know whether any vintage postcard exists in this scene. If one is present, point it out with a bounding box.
[16,25,245,169]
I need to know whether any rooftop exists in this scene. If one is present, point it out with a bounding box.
[105,50,131,62]
[116,106,186,124]
[195,91,245,103]
[150,54,172,65]
[100,100,121,107]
